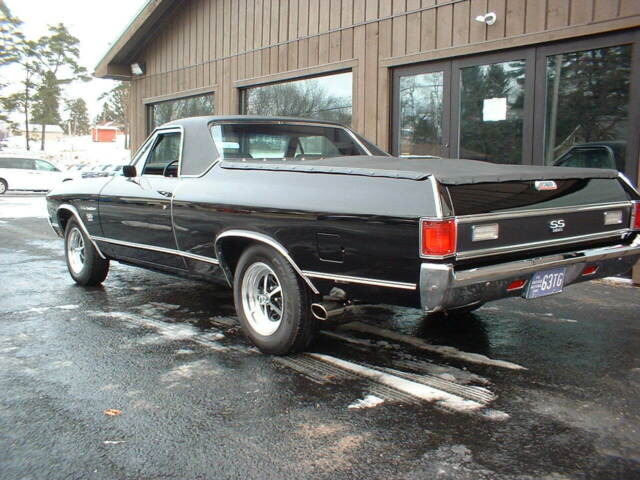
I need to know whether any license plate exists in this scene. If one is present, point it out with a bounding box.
[526,267,566,299]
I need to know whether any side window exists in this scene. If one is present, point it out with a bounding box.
[142,132,182,176]
[21,159,36,170]
[36,160,59,172]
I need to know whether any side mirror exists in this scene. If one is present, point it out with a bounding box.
[122,165,137,178]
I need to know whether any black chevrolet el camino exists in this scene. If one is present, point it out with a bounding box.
[46,116,640,354]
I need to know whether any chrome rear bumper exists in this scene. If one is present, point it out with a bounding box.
[420,238,640,313]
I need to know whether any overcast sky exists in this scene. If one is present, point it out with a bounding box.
[4,0,148,120]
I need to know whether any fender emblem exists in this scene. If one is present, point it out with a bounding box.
[535,180,558,191]
[549,219,565,233]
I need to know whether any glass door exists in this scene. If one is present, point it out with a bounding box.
[450,50,535,164]
[392,61,451,158]
[533,31,639,187]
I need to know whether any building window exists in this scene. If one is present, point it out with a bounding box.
[543,45,631,164]
[147,92,214,132]
[242,71,353,125]
[459,59,527,165]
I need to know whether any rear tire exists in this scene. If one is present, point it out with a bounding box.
[0,179,7,195]
[233,244,317,355]
[64,219,110,286]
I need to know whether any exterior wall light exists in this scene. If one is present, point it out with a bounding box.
[131,62,145,76]
[475,12,497,25]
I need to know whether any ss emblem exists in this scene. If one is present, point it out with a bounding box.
[549,219,565,233]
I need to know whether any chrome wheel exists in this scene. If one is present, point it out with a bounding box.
[241,262,284,336]
[67,227,85,275]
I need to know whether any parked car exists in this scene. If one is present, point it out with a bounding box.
[554,141,626,171]
[0,156,70,194]
[46,116,640,354]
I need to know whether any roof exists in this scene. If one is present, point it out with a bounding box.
[94,0,176,79]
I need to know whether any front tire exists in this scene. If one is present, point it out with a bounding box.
[0,179,7,195]
[64,219,110,285]
[233,244,316,354]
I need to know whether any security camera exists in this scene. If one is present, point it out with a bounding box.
[475,12,497,25]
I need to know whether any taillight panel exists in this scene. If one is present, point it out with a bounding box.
[632,201,640,231]
[420,218,457,258]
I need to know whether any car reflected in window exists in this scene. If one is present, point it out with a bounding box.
[554,141,626,171]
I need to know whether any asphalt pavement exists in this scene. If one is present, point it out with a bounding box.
[1,194,639,480]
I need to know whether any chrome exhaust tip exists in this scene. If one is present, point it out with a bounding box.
[311,303,329,321]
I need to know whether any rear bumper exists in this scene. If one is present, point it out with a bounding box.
[419,238,640,313]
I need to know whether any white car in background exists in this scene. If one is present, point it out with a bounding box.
[0,156,70,194]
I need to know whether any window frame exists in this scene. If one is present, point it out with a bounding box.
[144,88,215,135]
[532,29,640,183]
[133,126,184,178]
[239,70,355,126]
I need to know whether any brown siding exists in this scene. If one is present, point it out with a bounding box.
[128,0,640,151]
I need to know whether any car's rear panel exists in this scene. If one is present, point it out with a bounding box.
[445,177,638,263]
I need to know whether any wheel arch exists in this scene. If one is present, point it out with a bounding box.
[56,204,107,260]
[214,230,319,294]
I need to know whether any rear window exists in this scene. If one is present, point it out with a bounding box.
[210,123,367,160]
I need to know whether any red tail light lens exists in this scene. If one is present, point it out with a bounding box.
[633,201,640,230]
[582,265,599,276]
[421,218,457,257]
[507,279,527,291]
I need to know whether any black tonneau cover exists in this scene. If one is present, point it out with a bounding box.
[220,156,618,184]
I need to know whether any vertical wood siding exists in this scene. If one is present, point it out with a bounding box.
[128,0,639,151]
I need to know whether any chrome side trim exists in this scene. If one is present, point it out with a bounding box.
[57,204,107,259]
[456,202,633,224]
[429,176,443,218]
[302,270,417,291]
[456,229,629,260]
[214,229,320,294]
[91,236,219,265]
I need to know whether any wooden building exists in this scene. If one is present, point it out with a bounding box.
[95,0,640,282]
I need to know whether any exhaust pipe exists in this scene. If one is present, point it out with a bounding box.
[310,301,356,321]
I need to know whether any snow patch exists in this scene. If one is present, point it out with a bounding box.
[308,353,486,414]
[348,394,385,409]
[0,196,48,219]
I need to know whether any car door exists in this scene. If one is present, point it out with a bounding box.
[97,127,186,270]
[10,158,34,190]
[34,159,62,190]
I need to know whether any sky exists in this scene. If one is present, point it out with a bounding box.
[3,0,148,121]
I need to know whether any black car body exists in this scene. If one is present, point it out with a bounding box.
[46,116,640,354]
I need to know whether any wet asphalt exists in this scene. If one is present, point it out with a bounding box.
[1,194,639,480]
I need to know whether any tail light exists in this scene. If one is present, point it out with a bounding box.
[632,201,640,231]
[421,218,457,257]
[507,279,527,291]
[582,265,599,276]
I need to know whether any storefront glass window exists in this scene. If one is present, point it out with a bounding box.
[544,45,631,164]
[398,71,444,157]
[243,72,352,125]
[148,93,215,132]
[458,60,527,164]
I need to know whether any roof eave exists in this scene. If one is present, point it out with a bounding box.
[94,0,175,80]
